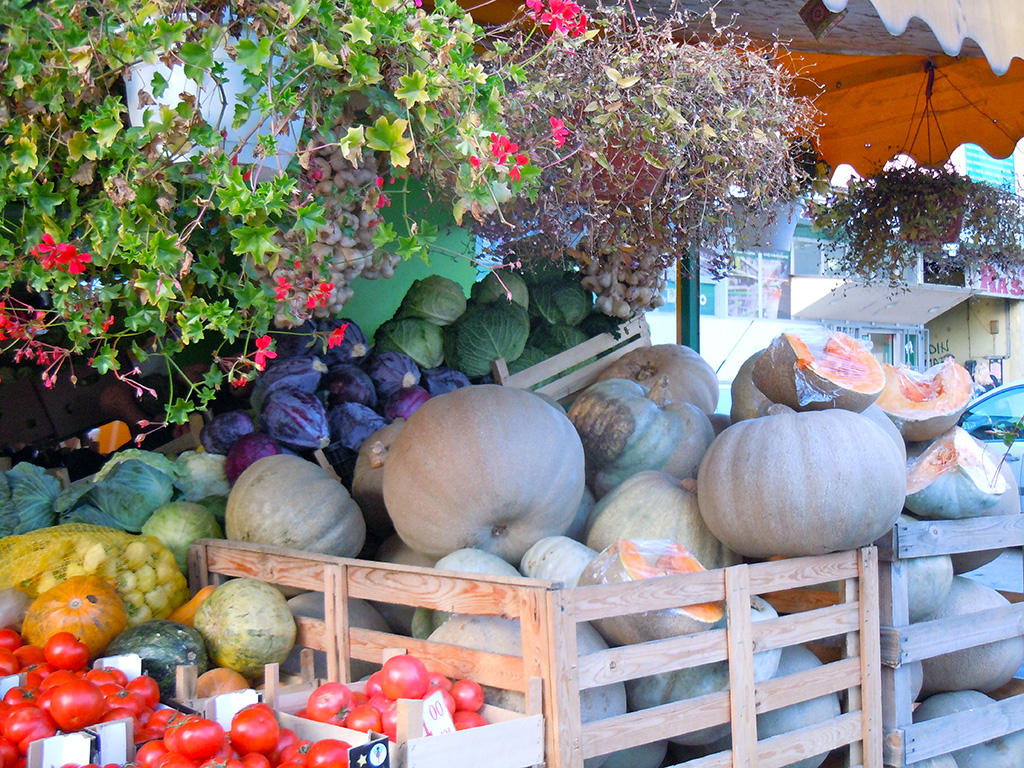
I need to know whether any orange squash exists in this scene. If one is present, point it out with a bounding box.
[22,575,127,658]
[195,667,250,698]
[875,359,974,441]
[168,585,216,626]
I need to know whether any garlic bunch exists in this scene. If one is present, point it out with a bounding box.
[575,246,668,319]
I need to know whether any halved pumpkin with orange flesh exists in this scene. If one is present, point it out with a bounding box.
[905,427,1008,520]
[576,539,724,646]
[752,331,885,412]
[875,360,973,442]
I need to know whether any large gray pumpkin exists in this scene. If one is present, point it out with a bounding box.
[382,385,585,562]
[226,454,365,557]
[696,408,906,558]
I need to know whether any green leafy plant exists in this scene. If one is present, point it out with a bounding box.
[0,0,584,423]
[809,163,1024,285]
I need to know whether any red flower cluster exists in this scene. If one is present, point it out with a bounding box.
[306,281,334,310]
[275,276,292,301]
[327,322,350,349]
[253,334,277,371]
[30,234,92,274]
[550,116,570,147]
[488,134,530,180]
[525,0,588,36]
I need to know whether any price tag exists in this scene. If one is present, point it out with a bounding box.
[86,718,133,766]
[27,732,92,768]
[0,673,23,698]
[420,689,456,736]
[348,735,389,768]
[207,689,259,729]
[94,653,143,681]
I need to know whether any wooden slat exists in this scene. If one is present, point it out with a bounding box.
[568,570,727,622]
[880,601,1024,666]
[755,658,864,714]
[747,551,861,594]
[580,691,732,757]
[891,515,1024,559]
[726,565,757,766]
[752,603,862,654]
[546,589,584,768]
[347,628,526,691]
[198,540,339,592]
[293,616,329,655]
[674,712,863,768]
[857,547,884,768]
[901,692,1024,764]
[577,628,729,690]
[345,562,541,617]
[329,565,345,683]
[763,587,841,614]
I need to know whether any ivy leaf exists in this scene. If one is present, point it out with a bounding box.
[395,71,429,108]
[308,41,341,69]
[295,203,327,241]
[231,224,280,264]
[29,183,61,216]
[150,70,169,98]
[93,117,121,149]
[179,41,214,81]
[235,38,272,75]
[342,17,374,45]
[11,137,38,172]
[365,116,414,168]
[346,52,382,87]
[67,132,95,161]
[338,125,366,163]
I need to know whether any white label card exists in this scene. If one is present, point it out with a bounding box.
[420,689,456,736]
[29,732,92,768]
[0,672,23,698]
[87,718,133,765]
[94,653,143,681]
[207,689,259,729]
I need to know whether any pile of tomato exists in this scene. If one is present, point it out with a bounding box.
[0,628,164,768]
[296,654,488,739]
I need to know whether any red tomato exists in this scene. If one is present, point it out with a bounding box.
[127,675,161,708]
[440,690,457,715]
[342,704,381,733]
[363,672,384,700]
[104,689,147,718]
[240,753,270,768]
[268,728,300,767]
[49,679,105,730]
[365,696,391,715]
[0,649,19,676]
[276,762,306,768]
[39,669,79,691]
[379,656,429,701]
[12,646,44,667]
[0,629,22,653]
[148,708,179,733]
[101,707,140,727]
[0,737,18,768]
[425,672,451,692]
[2,706,56,754]
[229,704,280,755]
[43,634,89,672]
[3,688,36,708]
[278,741,310,766]
[135,740,170,768]
[84,669,119,687]
[198,759,243,768]
[304,739,350,768]
[21,663,53,689]
[33,688,54,714]
[304,682,353,724]
[350,691,368,707]
[170,718,226,762]
[156,753,198,768]
[449,679,484,712]
[379,703,397,742]
[452,710,488,730]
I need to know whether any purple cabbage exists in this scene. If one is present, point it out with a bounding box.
[321,318,371,367]
[322,364,377,410]
[327,402,388,453]
[366,351,420,400]
[200,410,256,455]
[421,366,471,396]
[385,386,431,421]
[261,387,330,450]
[225,432,283,483]
[269,321,318,359]
[250,356,327,412]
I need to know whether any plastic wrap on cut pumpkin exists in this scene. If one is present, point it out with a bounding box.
[876,359,974,441]
[752,330,885,412]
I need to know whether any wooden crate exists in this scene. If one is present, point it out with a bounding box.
[187,539,547,768]
[491,315,650,403]
[188,539,881,768]
[550,548,882,768]
[875,515,1024,767]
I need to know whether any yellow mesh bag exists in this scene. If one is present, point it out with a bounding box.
[0,523,189,625]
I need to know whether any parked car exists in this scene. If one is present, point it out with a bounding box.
[957,380,1024,501]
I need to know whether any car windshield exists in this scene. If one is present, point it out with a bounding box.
[960,386,1024,441]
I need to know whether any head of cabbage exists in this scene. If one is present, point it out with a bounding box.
[141,501,223,571]
[443,302,530,378]
[397,275,467,326]
[373,318,445,370]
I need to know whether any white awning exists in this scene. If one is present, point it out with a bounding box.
[790,276,971,325]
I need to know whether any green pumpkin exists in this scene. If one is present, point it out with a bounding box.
[567,377,714,497]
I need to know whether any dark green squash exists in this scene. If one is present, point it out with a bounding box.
[105,619,209,698]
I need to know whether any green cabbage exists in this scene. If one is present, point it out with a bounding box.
[530,276,591,326]
[470,271,529,310]
[529,324,589,356]
[173,451,230,501]
[508,345,549,374]
[0,463,59,536]
[444,302,530,377]
[93,448,179,483]
[59,459,175,532]
[141,501,224,571]
[374,318,445,369]
[397,275,467,326]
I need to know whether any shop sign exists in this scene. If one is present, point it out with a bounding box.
[969,264,1024,297]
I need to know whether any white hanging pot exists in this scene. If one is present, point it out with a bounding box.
[124,40,303,173]
[730,197,804,253]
